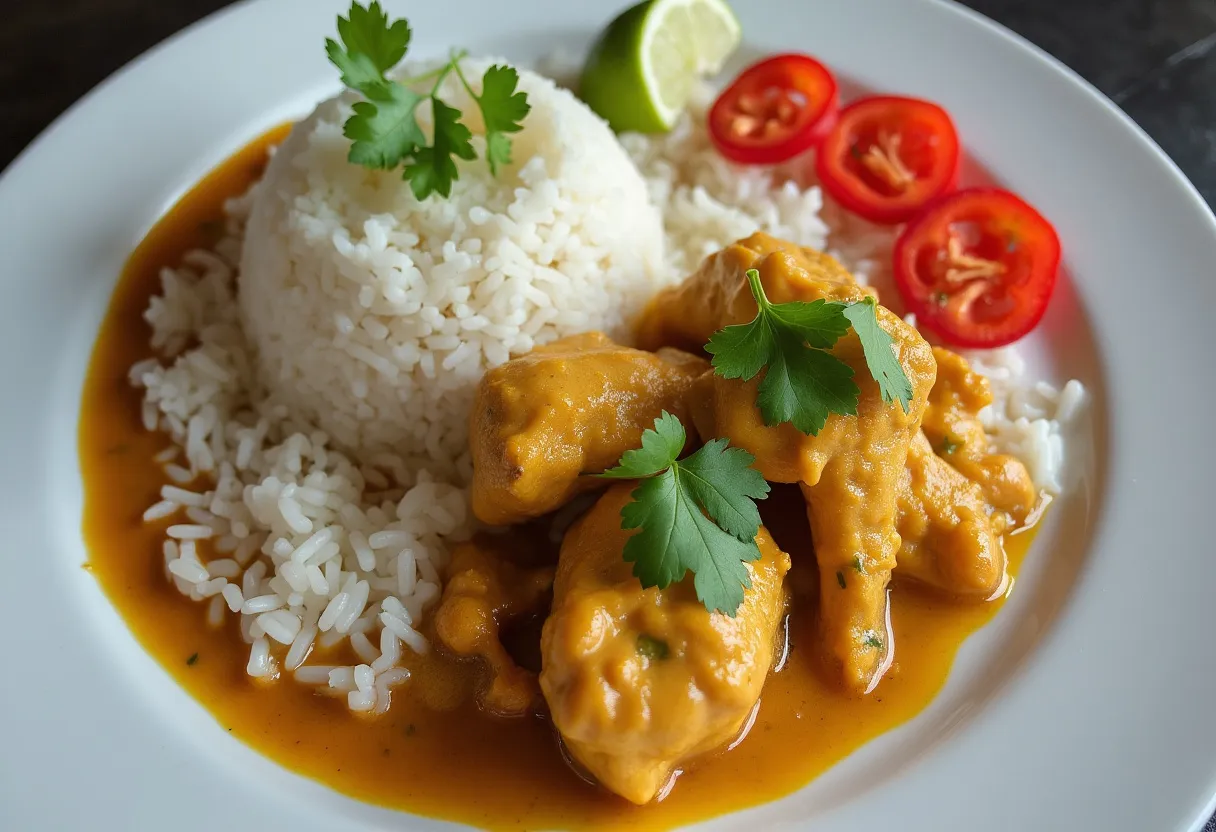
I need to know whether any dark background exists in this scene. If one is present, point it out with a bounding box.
[2,0,1214,828]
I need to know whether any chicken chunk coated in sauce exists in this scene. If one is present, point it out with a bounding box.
[921,347,1037,522]
[893,349,1037,599]
[662,233,936,694]
[433,536,555,717]
[470,332,709,526]
[540,484,790,805]
[893,432,1008,599]
[636,231,867,354]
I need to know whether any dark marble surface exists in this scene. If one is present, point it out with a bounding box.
[1,0,1213,828]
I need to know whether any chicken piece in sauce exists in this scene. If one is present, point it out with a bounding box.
[470,332,708,526]
[664,233,936,694]
[540,484,790,805]
[893,432,1009,599]
[921,347,1037,522]
[637,231,868,354]
[893,349,1037,598]
[432,536,555,717]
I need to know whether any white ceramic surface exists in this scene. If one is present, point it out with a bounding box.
[0,0,1213,830]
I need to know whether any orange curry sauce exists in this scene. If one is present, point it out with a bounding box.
[79,125,1036,831]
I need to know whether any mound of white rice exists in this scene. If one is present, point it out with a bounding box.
[239,60,666,477]
[132,72,1084,715]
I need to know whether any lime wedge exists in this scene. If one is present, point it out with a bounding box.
[580,0,742,133]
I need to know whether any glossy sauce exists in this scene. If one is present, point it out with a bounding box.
[80,126,1035,831]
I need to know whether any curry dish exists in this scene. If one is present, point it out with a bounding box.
[81,126,1044,830]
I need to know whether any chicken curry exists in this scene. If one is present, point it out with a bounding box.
[80,126,1041,830]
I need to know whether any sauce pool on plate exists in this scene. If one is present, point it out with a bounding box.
[79,125,1037,832]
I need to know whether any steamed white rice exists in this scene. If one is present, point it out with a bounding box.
[239,59,666,477]
[132,69,1085,714]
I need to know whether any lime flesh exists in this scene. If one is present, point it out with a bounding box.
[580,0,741,133]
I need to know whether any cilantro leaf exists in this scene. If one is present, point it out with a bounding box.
[343,85,427,170]
[686,512,761,615]
[601,414,768,616]
[767,297,853,349]
[678,438,770,541]
[755,328,858,434]
[707,269,915,434]
[708,269,859,435]
[336,1,410,76]
[326,38,387,92]
[707,269,852,381]
[404,98,476,199]
[326,2,530,196]
[843,297,915,413]
[475,65,531,175]
[701,311,770,381]
[619,473,759,615]
[598,410,686,479]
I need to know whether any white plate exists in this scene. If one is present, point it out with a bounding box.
[1,0,1214,829]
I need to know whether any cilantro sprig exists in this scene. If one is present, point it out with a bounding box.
[325,1,531,200]
[706,270,914,435]
[598,412,770,617]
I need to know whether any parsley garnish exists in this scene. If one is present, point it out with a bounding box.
[186,652,199,666]
[457,63,530,175]
[637,634,670,661]
[598,412,770,616]
[940,434,961,455]
[843,297,915,412]
[706,270,914,435]
[836,570,847,589]
[863,634,884,650]
[326,1,530,200]
[851,555,865,574]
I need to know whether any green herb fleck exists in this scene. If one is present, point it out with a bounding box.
[637,634,670,661]
[851,555,865,574]
[326,1,530,199]
[186,652,199,666]
[598,411,770,616]
[863,634,883,650]
[940,434,961,455]
[934,291,950,307]
[836,570,847,589]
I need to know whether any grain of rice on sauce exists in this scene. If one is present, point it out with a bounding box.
[132,69,1086,713]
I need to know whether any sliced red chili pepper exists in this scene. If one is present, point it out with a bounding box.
[816,96,960,224]
[708,54,838,165]
[893,188,1061,348]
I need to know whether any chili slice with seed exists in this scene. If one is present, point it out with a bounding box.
[893,188,1061,348]
[708,54,839,165]
[816,96,960,224]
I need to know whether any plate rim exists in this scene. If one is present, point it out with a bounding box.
[1,1,1214,831]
